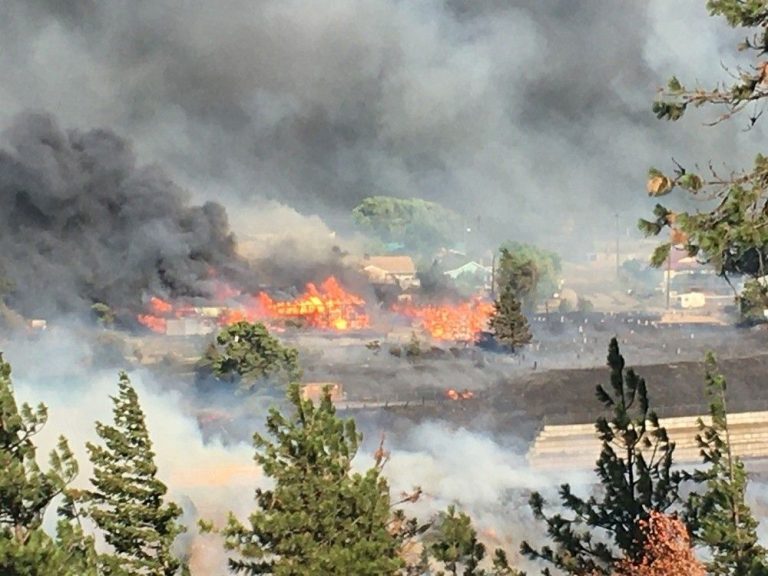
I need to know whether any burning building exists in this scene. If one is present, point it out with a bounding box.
[137,276,370,334]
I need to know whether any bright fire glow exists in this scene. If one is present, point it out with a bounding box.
[257,277,368,331]
[137,276,369,333]
[395,299,494,341]
[446,388,475,400]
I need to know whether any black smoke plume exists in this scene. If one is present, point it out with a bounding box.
[0,112,244,318]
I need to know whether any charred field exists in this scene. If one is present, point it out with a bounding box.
[147,312,768,448]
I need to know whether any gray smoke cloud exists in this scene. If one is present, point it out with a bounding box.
[1,0,764,255]
[0,112,246,317]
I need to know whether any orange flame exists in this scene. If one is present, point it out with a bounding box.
[138,276,369,333]
[148,296,173,315]
[256,277,368,331]
[137,314,167,333]
[446,388,475,400]
[396,299,493,341]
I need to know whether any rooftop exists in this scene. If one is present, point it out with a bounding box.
[363,255,417,275]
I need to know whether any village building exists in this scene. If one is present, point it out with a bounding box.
[443,260,493,292]
[362,255,420,290]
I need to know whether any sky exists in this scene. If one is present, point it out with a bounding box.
[0,0,764,250]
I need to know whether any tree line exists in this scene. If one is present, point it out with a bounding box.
[3,327,768,575]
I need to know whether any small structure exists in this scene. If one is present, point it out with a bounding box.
[443,261,493,292]
[301,382,345,403]
[676,292,706,309]
[363,255,420,290]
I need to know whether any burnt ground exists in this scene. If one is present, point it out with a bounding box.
[133,312,768,447]
[336,320,768,448]
[506,353,768,422]
[343,351,768,451]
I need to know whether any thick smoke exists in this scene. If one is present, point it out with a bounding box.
[0,0,764,252]
[0,112,244,317]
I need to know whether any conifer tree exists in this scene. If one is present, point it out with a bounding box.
[221,383,420,575]
[685,354,767,576]
[640,2,768,308]
[428,505,522,576]
[521,338,682,575]
[198,321,301,391]
[0,352,97,576]
[84,372,186,576]
[488,285,532,351]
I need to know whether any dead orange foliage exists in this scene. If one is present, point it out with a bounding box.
[614,511,704,576]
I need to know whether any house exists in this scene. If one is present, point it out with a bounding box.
[444,261,493,287]
[363,255,420,290]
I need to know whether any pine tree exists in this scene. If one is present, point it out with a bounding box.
[221,383,418,575]
[521,338,682,575]
[0,352,97,576]
[428,505,522,576]
[685,353,768,576]
[640,3,768,308]
[84,372,186,576]
[488,285,532,350]
[198,321,301,391]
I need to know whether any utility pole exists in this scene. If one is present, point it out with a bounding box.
[615,212,620,279]
[666,249,672,309]
[490,252,496,299]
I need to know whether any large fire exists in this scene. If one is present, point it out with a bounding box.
[257,277,368,331]
[137,276,369,333]
[395,299,494,341]
[137,276,492,340]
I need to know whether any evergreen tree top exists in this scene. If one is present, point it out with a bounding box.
[84,372,185,576]
[522,338,682,575]
[0,352,78,537]
[223,382,408,575]
[686,354,767,576]
[0,353,96,575]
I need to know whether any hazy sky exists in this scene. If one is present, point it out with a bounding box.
[0,0,764,248]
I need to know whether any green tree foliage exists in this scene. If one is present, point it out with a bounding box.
[641,4,768,306]
[0,353,97,576]
[91,302,115,328]
[495,250,538,312]
[686,354,768,576]
[488,285,532,351]
[577,296,594,314]
[427,505,521,576]
[739,279,767,322]
[497,243,561,308]
[84,373,186,576]
[521,339,682,575]
[352,196,461,254]
[221,383,420,575]
[199,321,301,391]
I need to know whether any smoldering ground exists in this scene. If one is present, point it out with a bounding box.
[0,0,765,252]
